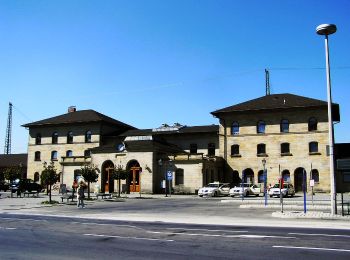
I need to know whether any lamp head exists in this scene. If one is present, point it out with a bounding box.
[316,24,337,36]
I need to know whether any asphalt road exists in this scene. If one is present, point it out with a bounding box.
[1,213,350,260]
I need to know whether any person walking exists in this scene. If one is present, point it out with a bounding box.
[77,181,85,208]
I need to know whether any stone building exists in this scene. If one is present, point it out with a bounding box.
[22,93,340,194]
[22,107,221,194]
[211,93,340,193]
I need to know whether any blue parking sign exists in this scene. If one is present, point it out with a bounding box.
[167,171,173,180]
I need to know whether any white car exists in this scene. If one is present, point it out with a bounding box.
[268,183,295,198]
[229,183,261,197]
[198,183,231,197]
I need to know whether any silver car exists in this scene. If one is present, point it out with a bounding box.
[198,183,231,197]
[229,183,261,197]
[268,183,295,197]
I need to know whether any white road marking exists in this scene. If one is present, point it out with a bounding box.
[84,233,174,242]
[0,227,17,230]
[80,222,143,230]
[273,245,350,252]
[288,232,350,238]
[166,227,248,233]
[148,231,295,239]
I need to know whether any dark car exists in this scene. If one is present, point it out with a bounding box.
[0,181,10,191]
[10,179,43,193]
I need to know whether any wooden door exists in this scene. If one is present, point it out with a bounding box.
[129,166,141,192]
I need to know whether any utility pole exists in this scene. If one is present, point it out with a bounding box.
[4,102,13,154]
[265,69,270,96]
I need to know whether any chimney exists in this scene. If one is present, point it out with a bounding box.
[68,106,76,113]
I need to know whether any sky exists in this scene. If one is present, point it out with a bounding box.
[0,0,349,154]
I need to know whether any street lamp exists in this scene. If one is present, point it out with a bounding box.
[262,158,267,206]
[316,23,337,215]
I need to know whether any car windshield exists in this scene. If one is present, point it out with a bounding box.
[272,183,288,188]
[206,183,220,188]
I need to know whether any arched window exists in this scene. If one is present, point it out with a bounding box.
[280,119,289,133]
[311,169,320,183]
[231,144,240,156]
[34,172,40,182]
[52,132,58,144]
[66,150,73,157]
[231,121,239,135]
[309,141,319,153]
[34,151,41,161]
[257,143,266,155]
[281,143,290,154]
[175,169,184,185]
[51,151,58,161]
[282,170,290,182]
[67,131,73,144]
[258,170,264,183]
[308,117,318,131]
[257,121,266,134]
[85,130,92,143]
[35,133,41,145]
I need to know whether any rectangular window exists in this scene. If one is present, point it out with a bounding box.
[257,144,266,155]
[175,169,184,185]
[190,144,197,154]
[231,145,240,156]
[281,143,290,155]
[208,143,215,156]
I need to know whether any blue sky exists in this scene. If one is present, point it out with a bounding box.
[1,0,349,153]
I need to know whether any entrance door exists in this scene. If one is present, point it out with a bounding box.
[294,168,307,193]
[129,166,141,192]
[104,167,114,193]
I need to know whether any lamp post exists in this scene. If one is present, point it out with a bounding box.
[316,24,337,215]
[262,158,267,207]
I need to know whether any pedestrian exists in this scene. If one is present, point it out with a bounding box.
[77,181,85,208]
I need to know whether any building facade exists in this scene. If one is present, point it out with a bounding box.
[22,93,340,194]
[211,93,340,193]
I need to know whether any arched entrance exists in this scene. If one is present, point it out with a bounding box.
[243,168,254,183]
[102,160,114,193]
[127,160,141,192]
[294,167,307,193]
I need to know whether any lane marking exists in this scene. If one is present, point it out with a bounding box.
[288,232,350,238]
[166,227,248,233]
[0,227,17,230]
[84,233,174,242]
[80,222,143,230]
[148,231,295,239]
[273,245,350,252]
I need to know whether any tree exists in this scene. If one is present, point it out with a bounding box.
[41,161,59,203]
[112,165,128,197]
[3,165,22,198]
[80,164,99,199]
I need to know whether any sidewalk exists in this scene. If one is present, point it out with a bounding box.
[0,192,349,230]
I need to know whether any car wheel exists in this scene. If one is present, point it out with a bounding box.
[199,195,203,197]
[255,194,259,197]
[269,195,273,198]
[231,195,235,197]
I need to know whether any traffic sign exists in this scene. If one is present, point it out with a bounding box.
[167,171,173,180]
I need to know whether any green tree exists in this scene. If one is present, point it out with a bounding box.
[112,165,128,197]
[81,164,99,199]
[3,165,22,198]
[41,161,59,203]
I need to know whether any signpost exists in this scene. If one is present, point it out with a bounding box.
[167,170,172,197]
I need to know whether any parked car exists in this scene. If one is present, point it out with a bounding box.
[10,178,43,193]
[229,183,261,197]
[198,182,231,197]
[0,181,10,191]
[268,183,295,198]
